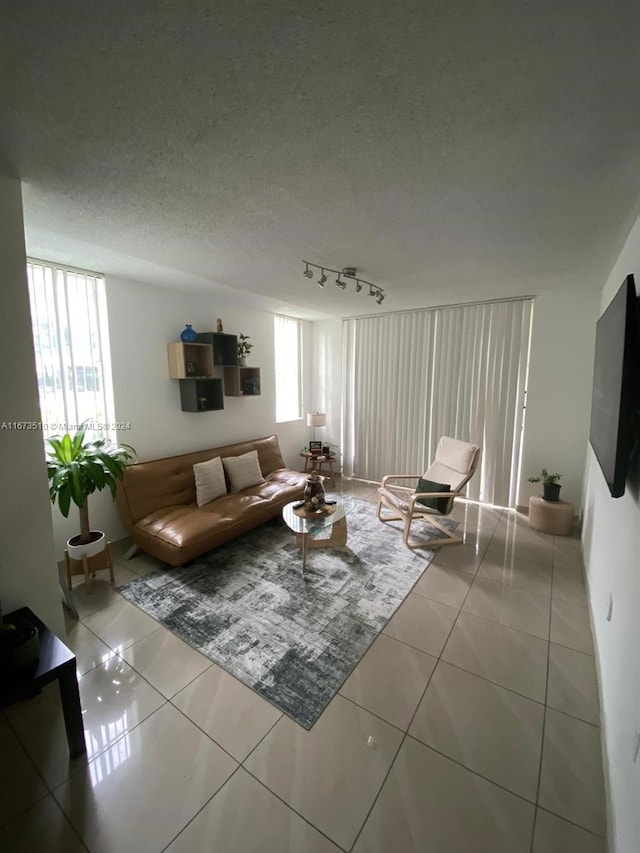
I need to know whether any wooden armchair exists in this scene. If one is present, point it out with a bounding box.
[376,436,481,551]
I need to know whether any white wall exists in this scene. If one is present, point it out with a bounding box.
[51,275,311,554]
[519,284,600,508]
[582,214,640,853]
[0,176,64,636]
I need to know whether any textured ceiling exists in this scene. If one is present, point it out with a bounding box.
[2,1,640,319]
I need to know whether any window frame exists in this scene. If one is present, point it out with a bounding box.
[26,258,117,442]
[274,313,303,424]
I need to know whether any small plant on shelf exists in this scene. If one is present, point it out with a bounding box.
[528,469,562,502]
[237,334,253,365]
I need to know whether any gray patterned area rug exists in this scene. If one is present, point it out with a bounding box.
[117,499,455,728]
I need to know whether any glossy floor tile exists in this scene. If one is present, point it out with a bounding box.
[477,541,553,597]
[353,736,534,853]
[82,597,161,652]
[412,562,474,608]
[62,619,113,677]
[547,642,600,725]
[120,626,212,698]
[532,807,606,853]
[70,564,140,619]
[53,704,237,853]
[0,794,88,852]
[171,663,282,761]
[409,661,544,801]
[551,565,588,607]
[244,694,403,850]
[463,575,551,639]
[165,768,341,852]
[538,708,606,836]
[383,592,458,655]
[9,654,165,788]
[442,610,548,702]
[0,716,48,829]
[340,633,437,729]
[550,598,594,653]
[3,506,608,852]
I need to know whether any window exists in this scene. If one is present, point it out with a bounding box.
[27,260,116,440]
[274,314,302,422]
[342,298,533,507]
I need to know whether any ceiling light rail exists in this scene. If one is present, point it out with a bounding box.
[302,260,386,305]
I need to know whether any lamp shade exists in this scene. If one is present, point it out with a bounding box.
[306,411,326,428]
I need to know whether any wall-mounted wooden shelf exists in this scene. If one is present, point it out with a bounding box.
[178,378,224,412]
[223,366,261,396]
[196,332,238,366]
[167,342,214,379]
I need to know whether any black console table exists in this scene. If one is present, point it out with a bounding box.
[0,607,86,757]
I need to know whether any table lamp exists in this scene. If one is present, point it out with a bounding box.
[306,411,326,442]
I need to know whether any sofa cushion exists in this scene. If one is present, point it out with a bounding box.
[193,456,227,507]
[222,449,266,493]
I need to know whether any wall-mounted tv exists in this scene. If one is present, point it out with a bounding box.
[588,274,640,498]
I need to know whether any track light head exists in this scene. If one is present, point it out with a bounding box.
[302,260,387,305]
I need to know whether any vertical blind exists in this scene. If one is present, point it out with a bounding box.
[27,260,116,440]
[274,314,303,422]
[342,299,533,507]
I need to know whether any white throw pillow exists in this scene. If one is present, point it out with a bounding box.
[222,450,265,493]
[193,456,227,507]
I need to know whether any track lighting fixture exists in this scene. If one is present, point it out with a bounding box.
[301,260,387,304]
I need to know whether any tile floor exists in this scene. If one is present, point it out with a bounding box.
[0,480,607,852]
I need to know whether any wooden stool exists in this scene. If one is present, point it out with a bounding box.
[64,542,114,593]
[528,497,575,536]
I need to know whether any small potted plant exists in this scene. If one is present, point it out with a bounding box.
[237,334,253,367]
[47,425,135,572]
[528,469,562,502]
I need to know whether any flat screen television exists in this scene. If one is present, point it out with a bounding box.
[588,274,640,498]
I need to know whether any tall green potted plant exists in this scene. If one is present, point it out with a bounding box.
[47,425,135,560]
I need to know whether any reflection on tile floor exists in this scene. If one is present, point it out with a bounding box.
[1,482,607,852]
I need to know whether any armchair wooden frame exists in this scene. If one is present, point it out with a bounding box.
[377,474,465,550]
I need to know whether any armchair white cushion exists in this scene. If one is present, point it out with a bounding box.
[377,436,481,551]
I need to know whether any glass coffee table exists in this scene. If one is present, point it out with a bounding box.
[282,498,355,575]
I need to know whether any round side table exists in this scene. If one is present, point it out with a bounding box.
[299,452,336,487]
[528,496,575,536]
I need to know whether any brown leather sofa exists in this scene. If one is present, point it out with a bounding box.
[116,434,306,566]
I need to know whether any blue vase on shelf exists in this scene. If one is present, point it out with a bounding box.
[180,324,198,343]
